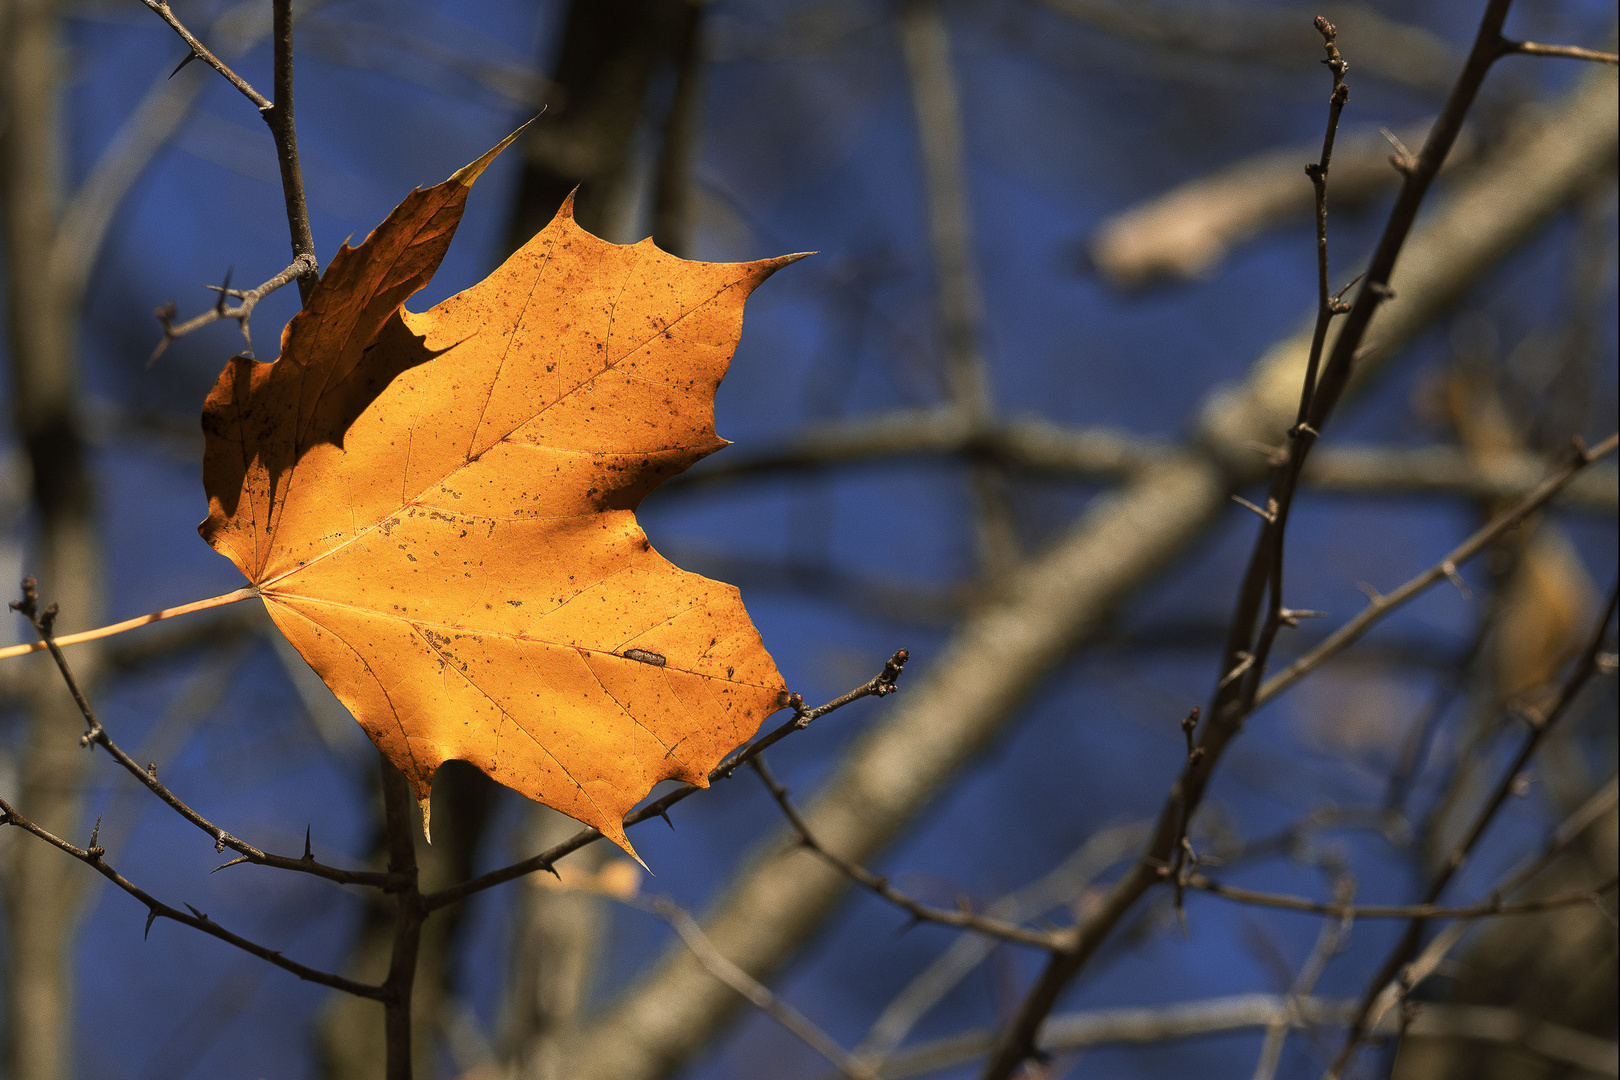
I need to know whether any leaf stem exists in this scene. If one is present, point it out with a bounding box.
[0,587,256,660]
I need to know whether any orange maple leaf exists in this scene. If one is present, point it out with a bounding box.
[198,131,799,856]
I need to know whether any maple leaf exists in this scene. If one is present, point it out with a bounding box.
[199,130,800,856]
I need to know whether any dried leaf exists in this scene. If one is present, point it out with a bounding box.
[200,130,799,856]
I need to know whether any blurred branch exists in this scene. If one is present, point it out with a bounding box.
[1505,39,1619,64]
[638,895,880,1080]
[651,1,704,257]
[832,994,1620,1080]
[1329,583,1619,1077]
[572,44,1620,1080]
[1186,873,1616,920]
[1256,433,1618,708]
[675,410,1619,513]
[854,821,1149,1070]
[1033,0,1461,93]
[1252,872,1354,1080]
[898,0,1019,581]
[0,796,383,1000]
[752,757,1065,948]
[1090,121,1470,288]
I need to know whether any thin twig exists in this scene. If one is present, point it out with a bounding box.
[0,795,382,999]
[1188,873,1616,920]
[1253,871,1355,1080]
[137,1,271,110]
[1505,40,1619,64]
[752,757,1064,949]
[638,895,880,1080]
[1256,433,1618,707]
[422,651,909,912]
[1326,583,1620,1078]
[148,255,317,364]
[8,579,403,890]
[977,8,1521,1073]
[378,755,424,1080]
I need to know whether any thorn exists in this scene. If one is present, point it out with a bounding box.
[210,856,251,874]
[544,861,561,880]
[145,909,159,940]
[212,268,233,316]
[88,815,102,850]
[1439,560,1471,598]
[658,809,674,831]
[1356,581,1385,604]
[304,824,313,860]
[169,50,199,79]
[894,913,924,937]
[185,903,207,921]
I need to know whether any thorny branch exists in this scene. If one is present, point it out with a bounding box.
[9,579,403,891]
[1256,432,1619,707]
[422,650,910,912]
[752,757,1065,949]
[1326,582,1620,1077]
[137,0,318,301]
[0,795,382,999]
[978,7,1528,1074]
[148,254,317,364]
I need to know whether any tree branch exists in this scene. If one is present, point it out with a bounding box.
[638,895,880,1080]
[148,254,317,363]
[8,579,404,891]
[137,1,272,110]
[570,46,1619,1079]
[0,795,383,1000]
[1327,583,1619,1077]
[833,994,1620,1080]
[980,8,1523,1072]
[1186,873,1616,921]
[752,757,1065,949]
[1505,40,1619,64]
[421,651,909,912]
[1255,433,1618,708]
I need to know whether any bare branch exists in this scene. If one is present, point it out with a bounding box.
[148,254,317,364]
[1252,872,1355,1080]
[836,995,1620,1080]
[1327,583,1620,1078]
[0,795,383,1000]
[1505,40,1619,64]
[8,579,404,891]
[752,757,1065,948]
[1256,433,1618,707]
[675,410,1618,514]
[638,895,880,1080]
[1188,873,1616,921]
[421,651,910,912]
[137,1,272,110]
[570,49,1620,1080]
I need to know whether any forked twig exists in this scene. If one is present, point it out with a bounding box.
[9,579,402,890]
[149,254,317,364]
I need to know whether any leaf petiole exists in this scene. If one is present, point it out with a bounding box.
[0,587,257,661]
